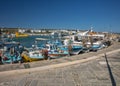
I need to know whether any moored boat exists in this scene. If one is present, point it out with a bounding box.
[15,32,28,37]
[21,48,48,62]
[45,44,69,58]
[2,51,22,64]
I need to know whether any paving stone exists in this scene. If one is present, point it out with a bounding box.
[16,78,27,86]
[29,80,38,86]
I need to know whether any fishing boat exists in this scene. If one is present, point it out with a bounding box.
[45,44,69,58]
[15,32,28,37]
[33,37,84,58]
[63,39,85,55]
[89,44,103,52]
[21,48,48,62]
[35,38,48,41]
[0,37,24,64]
[0,38,21,54]
[48,50,68,58]
[2,50,22,64]
[46,44,84,58]
[70,45,84,55]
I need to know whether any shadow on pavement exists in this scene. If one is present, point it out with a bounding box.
[104,53,116,86]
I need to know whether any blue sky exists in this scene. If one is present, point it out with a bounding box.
[0,0,120,32]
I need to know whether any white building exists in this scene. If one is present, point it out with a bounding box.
[18,29,26,33]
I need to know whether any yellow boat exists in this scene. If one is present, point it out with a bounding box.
[15,32,28,37]
[21,50,48,62]
[21,54,41,62]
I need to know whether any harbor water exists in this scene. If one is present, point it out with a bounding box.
[13,35,49,48]
[13,35,61,48]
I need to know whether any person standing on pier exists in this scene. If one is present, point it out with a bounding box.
[68,45,72,56]
[0,50,3,64]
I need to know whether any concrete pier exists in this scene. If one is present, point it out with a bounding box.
[0,42,120,86]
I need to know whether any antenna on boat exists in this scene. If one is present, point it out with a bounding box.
[90,26,93,32]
